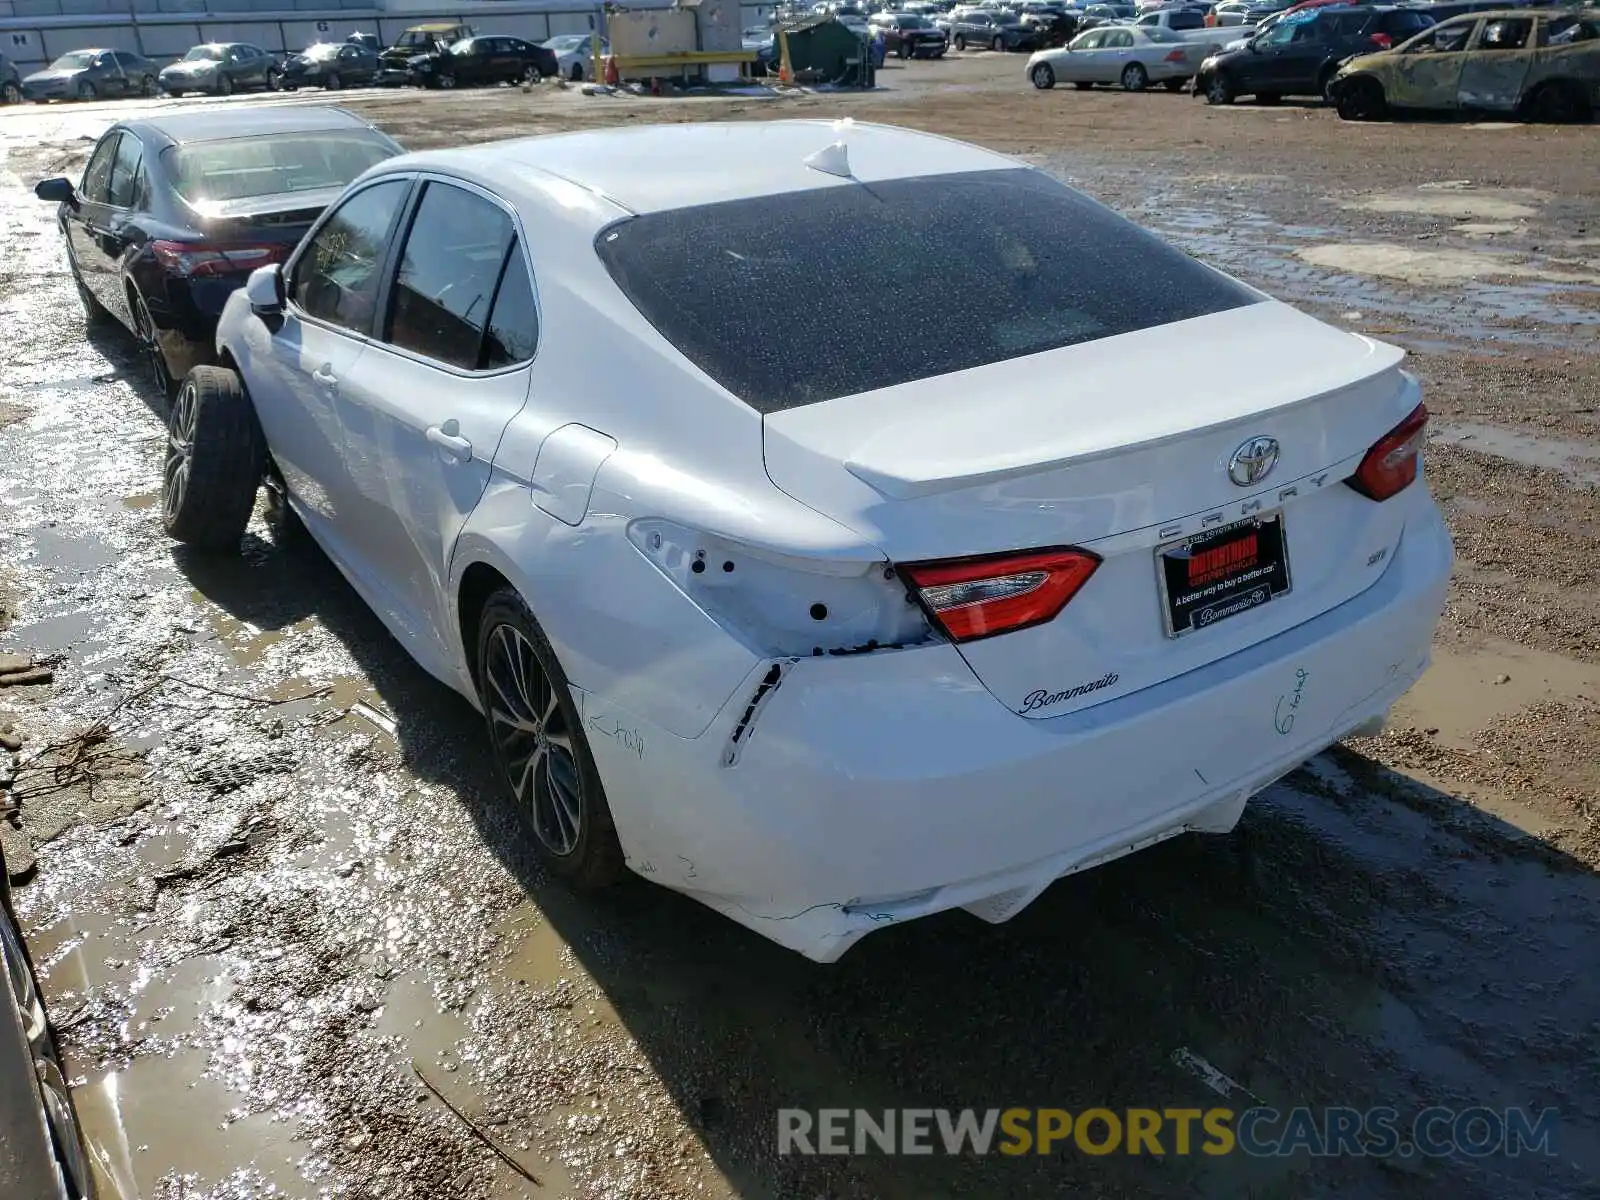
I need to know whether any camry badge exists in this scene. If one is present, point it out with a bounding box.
[1228,436,1280,488]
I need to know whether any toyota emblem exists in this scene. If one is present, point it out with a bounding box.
[1228,436,1280,488]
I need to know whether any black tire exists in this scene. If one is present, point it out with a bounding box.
[140,75,156,97]
[162,366,265,551]
[1164,77,1186,92]
[955,34,967,50]
[0,81,20,104]
[436,71,457,89]
[1073,80,1093,90]
[1031,61,1055,89]
[266,67,282,91]
[1204,70,1234,105]
[570,62,584,81]
[1121,61,1147,92]
[261,471,304,545]
[992,35,1005,51]
[323,71,342,91]
[521,63,542,84]
[1334,76,1385,121]
[476,588,624,889]
[75,79,96,101]
[216,72,233,96]
[1524,80,1590,125]
[898,40,912,59]
[130,289,176,399]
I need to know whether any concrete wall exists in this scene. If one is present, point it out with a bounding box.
[0,0,653,71]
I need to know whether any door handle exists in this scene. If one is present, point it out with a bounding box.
[311,364,339,390]
[427,420,473,462]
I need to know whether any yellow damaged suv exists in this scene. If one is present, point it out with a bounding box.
[1329,7,1598,122]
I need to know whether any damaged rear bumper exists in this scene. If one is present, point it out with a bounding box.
[579,499,1452,963]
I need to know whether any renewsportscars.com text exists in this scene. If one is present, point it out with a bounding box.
[777,1107,1558,1159]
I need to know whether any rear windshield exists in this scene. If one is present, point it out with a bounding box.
[595,168,1259,413]
[164,131,396,205]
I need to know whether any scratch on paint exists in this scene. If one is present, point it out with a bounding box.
[1171,1048,1262,1103]
[1194,768,1209,787]
[677,855,698,881]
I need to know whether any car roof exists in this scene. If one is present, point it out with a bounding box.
[375,120,1015,218]
[119,105,370,147]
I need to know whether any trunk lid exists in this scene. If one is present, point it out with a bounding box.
[761,301,1421,718]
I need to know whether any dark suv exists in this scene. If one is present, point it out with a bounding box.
[1196,5,1435,103]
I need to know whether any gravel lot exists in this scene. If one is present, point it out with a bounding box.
[0,52,1597,1200]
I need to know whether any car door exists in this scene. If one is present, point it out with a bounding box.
[330,178,534,652]
[1099,28,1135,77]
[65,132,121,316]
[1270,13,1334,90]
[1389,19,1474,108]
[1059,28,1101,76]
[248,177,412,540]
[1457,15,1535,110]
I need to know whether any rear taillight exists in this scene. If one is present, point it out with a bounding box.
[1164,48,1187,61]
[1347,403,1427,501]
[1369,31,1391,47]
[151,240,287,278]
[900,548,1101,643]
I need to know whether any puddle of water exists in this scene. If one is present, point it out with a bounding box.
[1431,422,1600,485]
[73,1052,316,1199]
[1394,639,1600,751]
[121,492,158,511]
[1298,242,1600,286]
[1350,191,1540,221]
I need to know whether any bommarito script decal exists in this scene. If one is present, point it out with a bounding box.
[1021,672,1120,714]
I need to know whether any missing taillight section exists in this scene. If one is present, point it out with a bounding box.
[1347,403,1428,502]
[899,548,1101,643]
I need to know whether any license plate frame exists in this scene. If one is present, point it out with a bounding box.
[1156,510,1292,638]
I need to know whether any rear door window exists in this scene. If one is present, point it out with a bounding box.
[107,131,143,209]
[595,168,1261,413]
[383,181,517,370]
[80,132,120,204]
[1477,17,1531,50]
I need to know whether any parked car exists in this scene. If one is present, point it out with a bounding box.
[158,42,281,96]
[21,49,158,102]
[1,841,100,1200]
[1196,4,1436,102]
[543,33,611,80]
[408,36,558,87]
[1078,2,1139,28]
[949,8,1049,47]
[155,120,1451,963]
[280,41,381,90]
[0,52,21,104]
[32,106,401,396]
[869,11,953,54]
[1029,22,1204,85]
[1330,7,1599,120]
[375,22,474,85]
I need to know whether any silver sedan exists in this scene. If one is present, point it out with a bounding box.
[1026,24,1199,91]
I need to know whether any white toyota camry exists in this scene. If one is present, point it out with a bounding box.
[158,119,1452,962]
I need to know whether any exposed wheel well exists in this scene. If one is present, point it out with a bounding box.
[458,561,513,690]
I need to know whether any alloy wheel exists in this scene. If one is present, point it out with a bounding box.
[484,623,584,858]
[133,295,173,395]
[163,380,197,525]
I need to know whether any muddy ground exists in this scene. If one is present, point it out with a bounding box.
[0,52,1597,1200]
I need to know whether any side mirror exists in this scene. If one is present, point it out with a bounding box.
[246,263,285,318]
[34,177,77,207]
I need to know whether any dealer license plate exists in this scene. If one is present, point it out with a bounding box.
[1157,511,1292,637]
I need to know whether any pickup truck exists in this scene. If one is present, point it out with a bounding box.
[1133,7,1257,46]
